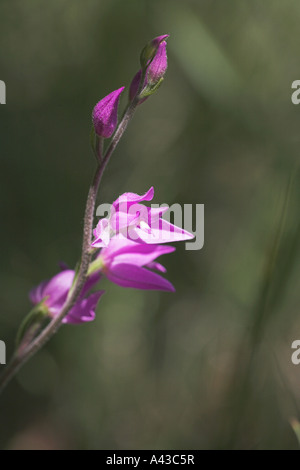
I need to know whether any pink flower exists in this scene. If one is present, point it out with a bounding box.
[92,87,125,138]
[92,187,194,247]
[140,34,169,69]
[150,35,169,49]
[129,36,169,102]
[29,270,104,324]
[98,236,175,292]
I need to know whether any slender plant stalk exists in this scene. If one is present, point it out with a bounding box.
[222,169,296,448]
[0,96,140,394]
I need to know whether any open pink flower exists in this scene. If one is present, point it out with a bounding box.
[92,187,194,247]
[29,270,104,324]
[98,236,175,292]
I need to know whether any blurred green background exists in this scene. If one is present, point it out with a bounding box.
[1,0,300,450]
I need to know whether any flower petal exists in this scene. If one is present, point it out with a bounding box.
[58,261,69,271]
[147,41,168,84]
[131,219,194,244]
[146,261,167,273]
[107,263,175,292]
[29,280,49,304]
[107,241,175,267]
[110,210,139,232]
[92,87,125,138]
[113,187,154,210]
[80,272,102,298]
[92,218,111,247]
[30,270,74,310]
[63,291,105,324]
[150,35,169,49]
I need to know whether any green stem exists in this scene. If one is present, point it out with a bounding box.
[223,169,296,448]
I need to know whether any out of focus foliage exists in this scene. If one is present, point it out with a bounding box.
[0,0,300,449]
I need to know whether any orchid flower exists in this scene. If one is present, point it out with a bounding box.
[92,187,194,247]
[0,34,194,394]
[97,236,176,292]
[29,270,104,324]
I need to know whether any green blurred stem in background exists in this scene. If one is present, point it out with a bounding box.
[223,166,298,448]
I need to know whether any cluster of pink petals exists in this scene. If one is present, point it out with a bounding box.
[129,36,169,101]
[99,235,176,292]
[91,186,194,295]
[30,269,104,324]
[29,186,193,324]
[92,187,194,247]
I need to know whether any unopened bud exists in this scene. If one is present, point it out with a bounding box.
[130,36,169,103]
[147,41,168,86]
[140,34,169,70]
[92,87,125,138]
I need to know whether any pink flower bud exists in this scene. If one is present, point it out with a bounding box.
[129,37,169,103]
[140,34,169,69]
[147,41,168,85]
[150,34,169,49]
[92,87,125,138]
[129,69,143,102]
[129,70,149,105]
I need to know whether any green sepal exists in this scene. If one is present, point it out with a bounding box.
[87,257,105,276]
[72,262,80,288]
[140,43,157,70]
[139,78,164,99]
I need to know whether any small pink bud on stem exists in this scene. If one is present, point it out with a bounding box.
[92,87,125,138]
[129,35,169,103]
[147,41,168,86]
[140,34,169,70]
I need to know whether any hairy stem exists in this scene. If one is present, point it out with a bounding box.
[0,97,140,393]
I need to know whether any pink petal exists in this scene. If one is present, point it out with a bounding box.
[30,270,74,310]
[80,272,102,298]
[108,243,175,267]
[147,41,168,84]
[151,35,169,49]
[92,218,111,247]
[110,210,139,232]
[146,261,166,273]
[132,219,194,244]
[113,187,154,209]
[29,279,49,304]
[63,291,104,324]
[107,263,175,292]
[92,87,125,138]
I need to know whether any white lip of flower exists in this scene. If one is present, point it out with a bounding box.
[139,220,151,232]
[99,211,153,246]
[100,224,111,246]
